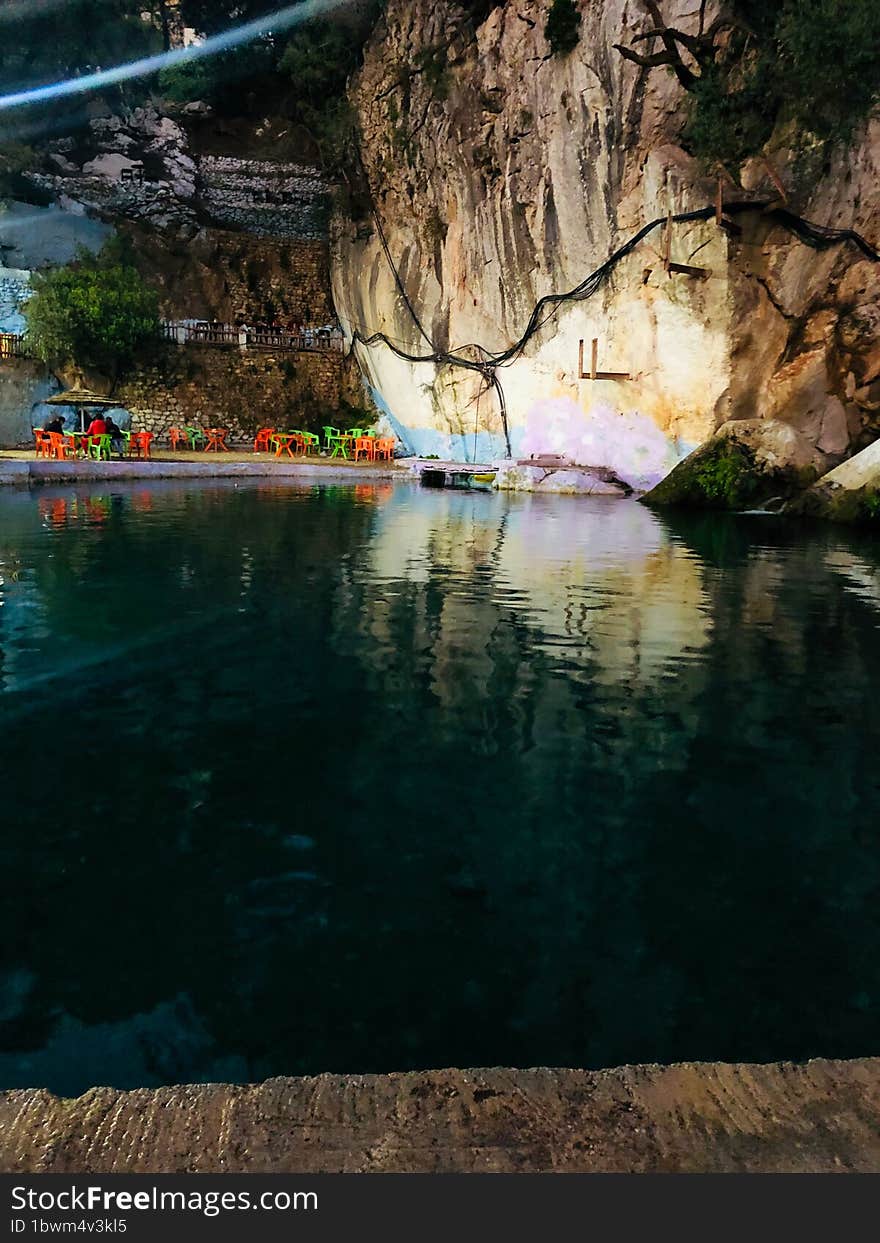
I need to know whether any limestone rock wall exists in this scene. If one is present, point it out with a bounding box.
[332,0,880,483]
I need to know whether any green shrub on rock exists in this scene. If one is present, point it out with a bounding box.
[692,444,758,507]
[644,439,760,510]
[643,433,818,512]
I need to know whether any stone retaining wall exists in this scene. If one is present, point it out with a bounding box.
[114,343,366,441]
[0,358,57,447]
[129,228,335,329]
[0,269,31,335]
[198,156,329,239]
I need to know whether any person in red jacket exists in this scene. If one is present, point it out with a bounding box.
[84,414,108,455]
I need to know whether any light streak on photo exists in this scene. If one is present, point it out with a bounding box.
[0,0,344,111]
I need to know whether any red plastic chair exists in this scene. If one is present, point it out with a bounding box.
[204,428,230,452]
[130,431,154,459]
[254,427,275,453]
[168,427,186,450]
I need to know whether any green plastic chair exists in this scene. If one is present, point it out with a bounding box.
[87,433,112,461]
[301,432,320,454]
[345,427,364,438]
[185,425,205,450]
[322,425,340,449]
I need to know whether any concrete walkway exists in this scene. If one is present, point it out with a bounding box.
[0,450,403,487]
[2,1059,879,1173]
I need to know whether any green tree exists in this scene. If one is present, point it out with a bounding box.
[0,1,162,95]
[24,242,161,382]
[278,19,364,155]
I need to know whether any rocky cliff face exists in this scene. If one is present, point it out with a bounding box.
[332,0,880,486]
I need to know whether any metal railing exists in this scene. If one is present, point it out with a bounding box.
[0,333,30,359]
[161,322,346,353]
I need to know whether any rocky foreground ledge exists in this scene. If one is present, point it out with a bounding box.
[2,1060,879,1174]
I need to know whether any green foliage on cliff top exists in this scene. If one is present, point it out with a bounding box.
[278,19,371,166]
[618,0,880,170]
[25,240,161,381]
[545,0,581,57]
[692,0,880,166]
[0,1,166,143]
[161,5,381,172]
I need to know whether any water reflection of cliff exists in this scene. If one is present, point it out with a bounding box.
[353,488,712,689]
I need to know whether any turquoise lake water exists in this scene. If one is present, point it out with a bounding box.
[1,480,879,1095]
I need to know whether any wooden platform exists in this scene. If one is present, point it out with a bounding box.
[414,460,496,489]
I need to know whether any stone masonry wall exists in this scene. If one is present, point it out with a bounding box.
[129,228,335,328]
[198,157,329,239]
[114,343,366,442]
[0,269,31,335]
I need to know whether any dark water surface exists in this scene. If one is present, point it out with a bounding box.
[1,480,879,1094]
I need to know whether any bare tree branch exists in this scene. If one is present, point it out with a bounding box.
[613,43,682,71]
[615,1,757,92]
[636,0,698,89]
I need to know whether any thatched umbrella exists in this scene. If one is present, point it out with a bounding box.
[46,387,119,433]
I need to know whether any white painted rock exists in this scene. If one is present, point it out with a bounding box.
[82,153,142,181]
[493,463,627,495]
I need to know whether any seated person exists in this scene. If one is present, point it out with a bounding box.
[44,415,65,435]
[104,415,124,457]
[85,414,107,439]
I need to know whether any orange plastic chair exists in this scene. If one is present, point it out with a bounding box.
[353,436,375,462]
[168,427,186,450]
[373,438,395,462]
[33,429,52,458]
[254,427,275,453]
[45,432,71,460]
